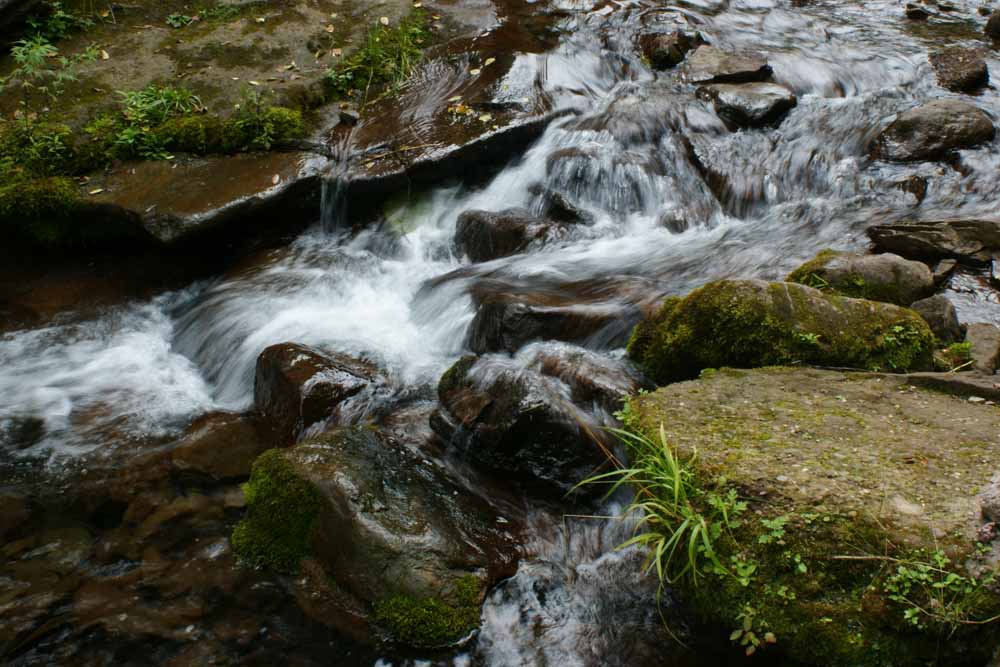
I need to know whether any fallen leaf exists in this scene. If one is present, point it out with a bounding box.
[331,48,342,57]
[447,95,462,102]
[478,113,492,122]
[432,14,441,19]
[255,17,265,23]
[469,68,481,76]
[413,1,422,6]
[248,80,260,86]
[379,16,390,25]
[272,174,281,184]
[100,49,110,60]
[231,77,240,81]
[325,24,335,33]
[88,188,104,195]
[483,57,495,66]
[330,12,338,18]
[99,9,109,17]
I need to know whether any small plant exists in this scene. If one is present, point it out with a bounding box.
[731,605,777,656]
[119,85,204,126]
[166,13,195,28]
[1,36,99,103]
[758,515,789,545]
[225,88,304,150]
[793,331,821,347]
[26,1,94,41]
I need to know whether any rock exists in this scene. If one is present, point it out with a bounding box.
[541,191,593,225]
[904,2,931,19]
[627,366,1000,666]
[467,296,638,354]
[932,258,959,285]
[965,323,1000,374]
[657,210,690,234]
[987,9,1000,39]
[628,280,935,384]
[929,48,989,93]
[904,371,1000,399]
[0,0,41,29]
[254,343,382,444]
[0,489,30,540]
[338,109,361,126]
[786,249,934,306]
[896,175,928,204]
[870,100,995,163]
[432,354,621,498]
[910,294,964,343]
[231,430,521,648]
[639,31,703,70]
[866,219,1000,265]
[170,411,271,480]
[684,46,772,84]
[0,415,45,450]
[454,209,564,262]
[697,82,797,129]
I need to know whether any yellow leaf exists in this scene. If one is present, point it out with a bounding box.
[331,48,343,57]
[248,80,260,86]
[88,188,104,195]
[379,16,389,25]
[100,49,109,60]
[469,68,481,76]
[271,174,281,185]
[484,57,495,66]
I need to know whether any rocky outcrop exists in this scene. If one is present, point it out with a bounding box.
[697,82,796,129]
[683,46,772,84]
[253,343,383,444]
[640,31,703,70]
[628,280,935,384]
[929,48,989,93]
[786,249,934,306]
[965,322,1000,374]
[626,366,1000,667]
[454,209,567,263]
[231,428,521,647]
[870,100,995,162]
[866,219,1000,265]
[910,294,964,343]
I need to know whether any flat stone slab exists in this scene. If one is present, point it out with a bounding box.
[683,45,772,84]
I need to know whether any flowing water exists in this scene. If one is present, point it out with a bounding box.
[4,0,1000,663]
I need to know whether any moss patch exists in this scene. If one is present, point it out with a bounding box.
[373,574,481,648]
[231,448,322,573]
[627,280,935,385]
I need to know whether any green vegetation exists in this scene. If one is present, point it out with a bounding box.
[936,341,973,371]
[373,575,481,648]
[325,11,428,102]
[0,35,99,105]
[231,449,322,573]
[627,280,935,384]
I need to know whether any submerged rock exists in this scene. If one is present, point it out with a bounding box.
[454,208,565,262]
[910,294,964,344]
[866,219,1000,265]
[870,100,995,162]
[786,249,934,306]
[231,429,521,647]
[639,31,703,70]
[929,48,989,93]
[627,366,1000,666]
[697,82,797,129]
[683,45,772,84]
[170,411,271,481]
[254,343,383,444]
[628,279,935,384]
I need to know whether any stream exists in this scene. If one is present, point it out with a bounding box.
[4,0,1000,664]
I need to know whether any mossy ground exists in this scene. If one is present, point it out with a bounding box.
[627,280,935,384]
[624,367,1000,665]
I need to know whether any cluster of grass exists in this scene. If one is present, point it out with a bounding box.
[325,11,428,102]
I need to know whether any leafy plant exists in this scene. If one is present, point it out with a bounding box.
[224,88,304,150]
[1,36,99,103]
[731,605,777,656]
[119,85,204,126]
[26,1,94,41]
[166,13,195,28]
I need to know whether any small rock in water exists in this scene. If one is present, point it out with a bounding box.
[986,9,1000,38]
[697,82,797,129]
[639,31,703,70]
[683,45,772,84]
[929,48,988,93]
[905,2,931,19]
[870,99,995,163]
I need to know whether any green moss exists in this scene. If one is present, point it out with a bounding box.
[373,574,481,648]
[231,448,322,573]
[153,114,225,153]
[0,176,81,243]
[629,280,935,384]
[220,105,305,152]
[786,248,843,288]
[787,249,912,305]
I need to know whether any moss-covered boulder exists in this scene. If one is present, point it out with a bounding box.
[625,367,1000,666]
[787,249,934,306]
[627,279,935,384]
[231,427,521,648]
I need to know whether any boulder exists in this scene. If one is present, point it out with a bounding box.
[627,366,1000,666]
[870,100,995,162]
[231,429,521,648]
[170,411,271,480]
[966,322,1000,374]
[910,294,964,344]
[932,258,959,285]
[627,280,935,384]
[253,343,382,444]
[987,9,1000,39]
[866,219,1000,265]
[786,249,934,306]
[467,297,638,354]
[929,48,989,93]
[697,82,797,129]
[432,353,623,498]
[541,190,594,225]
[454,209,563,263]
[639,31,703,70]
[683,46,772,84]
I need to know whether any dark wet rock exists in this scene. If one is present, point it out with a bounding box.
[0,489,30,540]
[910,294,964,343]
[639,31,703,70]
[866,219,1000,265]
[787,249,934,306]
[467,296,638,354]
[0,415,45,450]
[629,280,935,384]
[932,258,959,285]
[454,208,564,262]
[0,301,40,333]
[870,100,995,163]
[171,411,271,481]
[0,0,40,29]
[657,211,690,233]
[929,48,989,93]
[905,2,931,19]
[966,323,1000,374]
[542,191,594,225]
[563,90,677,147]
[339,109,361,126]
[433,354,619,499]
[232,429,522,647]
[697,82,797,129]
[987,9,1000,39]
[683,45,772,84]
[896,175,928,204]
[254,343,381,444]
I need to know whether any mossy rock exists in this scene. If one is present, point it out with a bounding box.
[153,114,225,154]
[220,106,306,152]
[626,367,1000,666]
[787,249,934,306]
[627,279,935,385]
